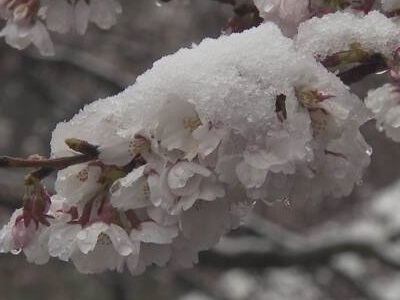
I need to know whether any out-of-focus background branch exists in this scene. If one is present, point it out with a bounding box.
[2,0,400,299]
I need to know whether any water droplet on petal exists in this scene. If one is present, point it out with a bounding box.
[375,69,388,75]
[11,248,22,255]
[77,230,88,240]
[365,146,373,156]
[263,3,275,12]
[283,197,291,207]
[118,245,132,256]
[261,198,274,205]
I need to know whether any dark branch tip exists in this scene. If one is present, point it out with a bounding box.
[65,138,99,157]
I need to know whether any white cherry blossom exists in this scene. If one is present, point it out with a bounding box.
[45,0,121,34]
[149,160,225,215]
[365,84,400,142]
[253,0,310,36]
[98,128,151,166]
[381,0,400,12]
[54,164,103,207]
[0,209,50,264]
[155,99,201,156]
[65,221,137,273]
[130,221,178,244]
[0,19,54,55]
[0,0,54,55]
[110,165,151,210]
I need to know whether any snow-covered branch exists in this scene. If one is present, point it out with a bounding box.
[200,230,400,271]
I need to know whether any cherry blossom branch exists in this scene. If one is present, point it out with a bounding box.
[163,0,260,33]
[0,139,99,184]
[321,44,389,86]
[328,264,382,300]
[0,155,93,170]
[212,0,236,5]
[175,270,231,300]
[308,268,338,300]
[200,236,400,270]
[159,0,236,4]
[337,54,388,86]
[25,46,134,89]
[224,1,262,33]
[199,215,400,272]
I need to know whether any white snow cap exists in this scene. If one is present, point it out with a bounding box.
[296,11,400,60]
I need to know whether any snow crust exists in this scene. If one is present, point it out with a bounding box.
[296,11,400,59]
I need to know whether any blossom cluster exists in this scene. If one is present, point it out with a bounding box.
[1,1,400,275]
[253,0,398,37]
[0,0,121,55]
[0,0,398,55]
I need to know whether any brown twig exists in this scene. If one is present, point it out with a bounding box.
[338,55,388,86]
[200,215,400,272]
[0,154,94,169]
[199,237,400,271]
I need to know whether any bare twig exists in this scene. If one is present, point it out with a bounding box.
[200,237,400,271]
[25,46,135,90]
[243,214,304,248]
[200,215,400,272]
[0,154,93,169]
[175,270,229,300]
[329,264,382,300]
[338,54,388,86]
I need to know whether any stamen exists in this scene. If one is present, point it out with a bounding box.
[275,94,287,122]
[128,137,150,156]
[97,233,112,246]
[183,117,202,132]
[77,169,89,182]
[142,182,150,200]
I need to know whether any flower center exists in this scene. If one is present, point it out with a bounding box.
[97,233,112,246]
[77,169,89,182]
[142,182,150,200]
[128,136,150,156]
[309,108,329,136]
[183,117,202,132]
[296,89,334,137]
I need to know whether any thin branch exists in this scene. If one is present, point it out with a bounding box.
[200,214,400,272]
[0,138,99,188]
[329,264,383,300]
[199,237,400,271]
[25,46,135,90]
[338,54,388,86]
[307,267,338,300]
[211,0,236,5]
[243,214,304,248]
[160,0,236,4]
[0,154,93,169]
[175,270,228,300]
